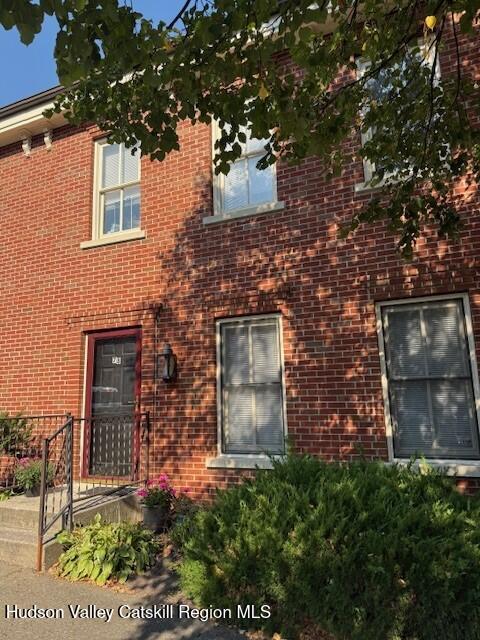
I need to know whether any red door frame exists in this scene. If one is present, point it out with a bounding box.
[82,327,142,479]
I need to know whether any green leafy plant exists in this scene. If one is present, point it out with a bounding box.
[177,455,480,640]
[14,458,54,491]
[0,489,12,502]
[2,3,480,254]
[57,515,159,585]
[0,412,31,455]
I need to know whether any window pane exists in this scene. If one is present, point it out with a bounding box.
[424,303,468,377]
[384,308,426,378]
[102,144,120,188]
[252,323,280,383]
[431,380,477,456]
[122,145,140,183]
[103,190,121,234]
[255,386,283,452]
[224,387,255,452]
[248,157,274,205]
[122,185,140,231]
[224,325,249,384]
[223,159,248,211]
[390,380,433,454]
[245,129,269,155]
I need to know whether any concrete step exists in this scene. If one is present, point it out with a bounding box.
[0,526,38,568]
[0,525,62,570]
[0,502,39,530]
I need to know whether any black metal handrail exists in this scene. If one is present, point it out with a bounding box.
[0,414,68,491]
[35,411,150,571]
[37,414,74,571]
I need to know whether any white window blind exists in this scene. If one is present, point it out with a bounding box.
[97,141,141,236]
[220,124,276,213]
[382,299,479,459]
[220,316,285,454]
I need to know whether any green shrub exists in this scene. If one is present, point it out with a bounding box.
[14,458,54,491]
[57,515,159,585]
[177,455,480,640]
[0,412,31,454]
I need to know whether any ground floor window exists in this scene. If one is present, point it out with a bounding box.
[217,314,286,455]
[378,295,480,459]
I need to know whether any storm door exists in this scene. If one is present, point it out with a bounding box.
[86,330,141,477]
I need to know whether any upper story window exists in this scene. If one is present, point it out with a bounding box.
[208,122,284,224]
[81,139,145,249]
[357,44,440,185]
[97,141,140,235]
[378,295,480,461]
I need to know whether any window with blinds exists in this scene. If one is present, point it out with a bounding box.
[217,124,276,214]
[95,140,140,236]
[381,298,479,459]
[219,316,285,455]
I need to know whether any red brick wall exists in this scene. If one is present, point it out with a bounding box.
[0,21,479,497]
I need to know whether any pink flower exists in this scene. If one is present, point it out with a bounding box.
[136,488,148,498]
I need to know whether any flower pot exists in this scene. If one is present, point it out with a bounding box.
[142,505,169,532]
[25,485,41,497]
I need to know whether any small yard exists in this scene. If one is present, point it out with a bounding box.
[39,456,480,640]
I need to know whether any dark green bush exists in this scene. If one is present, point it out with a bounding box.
[57,515,158,585]
[0,412,31,454]
[177,455,480,640]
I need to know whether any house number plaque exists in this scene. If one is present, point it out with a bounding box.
[112,356,122,365]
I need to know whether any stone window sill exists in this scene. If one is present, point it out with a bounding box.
[80,229,146,249]
[391,458,480,478]
[206,454,284,470]
[203,201,285,226]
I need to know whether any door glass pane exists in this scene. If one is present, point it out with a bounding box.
[123,185,141,230]
[248,157,274,205]
[103,190,121,234]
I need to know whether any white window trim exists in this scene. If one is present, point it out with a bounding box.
[355,42,441,192]
[206,313,288,469]
[376,293,480,476]
[82,139,144,248]
[207,120,283,224]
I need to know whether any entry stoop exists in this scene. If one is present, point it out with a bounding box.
[0,496,62,569]
[0,487,142,570]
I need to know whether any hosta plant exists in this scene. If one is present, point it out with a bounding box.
[57,515,159,585]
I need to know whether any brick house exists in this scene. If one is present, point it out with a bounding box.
[0,21,479,499]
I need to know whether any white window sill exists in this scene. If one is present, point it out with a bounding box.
[391,458,480,478]
[203,201,285,226]
[354,180,385,193]
[80,229,146,249]
[206,454,283,470]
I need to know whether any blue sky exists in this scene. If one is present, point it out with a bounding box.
[0,1,186,107]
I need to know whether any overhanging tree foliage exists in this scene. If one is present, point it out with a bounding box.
[1,0,480,256]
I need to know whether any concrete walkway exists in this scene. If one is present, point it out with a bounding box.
[0,561,245,640]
